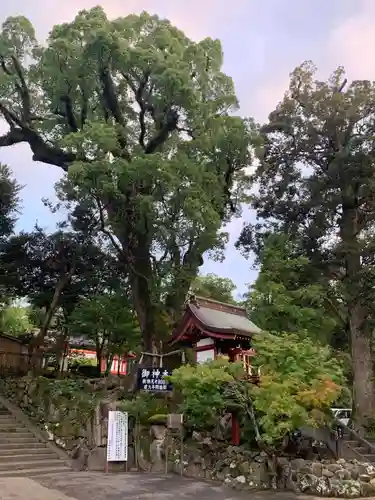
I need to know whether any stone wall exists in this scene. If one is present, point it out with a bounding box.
[3,375,375,497]
[0,375,133,471]
[151,429,375,498]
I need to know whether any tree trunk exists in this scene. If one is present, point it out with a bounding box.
[29,269,75,371]
[350,304,375,429]
[340,204,375,429]
[96,353,102,376]
[105,353,114,377]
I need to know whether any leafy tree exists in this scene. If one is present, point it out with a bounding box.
[191,273,238,304]
[0,163,21,303]
[68,293,140,373]
[0,226,125,360]
[0,9,255,352]
[0,163,20,241]
[0,304,33,336]
[246,233,340,345]
[238,61,375,428]
[170,332,344,446]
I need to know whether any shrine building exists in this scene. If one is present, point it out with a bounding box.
[170,295,261,363]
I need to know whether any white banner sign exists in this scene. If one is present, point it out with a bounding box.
[107,411,128,462]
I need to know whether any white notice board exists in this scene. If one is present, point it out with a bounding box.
[107,411,128,462]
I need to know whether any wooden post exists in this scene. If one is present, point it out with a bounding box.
[231,412,240,445]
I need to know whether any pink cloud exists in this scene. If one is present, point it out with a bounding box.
[328,0,375,79]
[21,0,247,42]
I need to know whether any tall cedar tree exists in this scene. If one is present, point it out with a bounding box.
[0,10,254,352]
[238,61,375,428]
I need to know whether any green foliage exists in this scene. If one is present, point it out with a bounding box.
[0,8,256,350]
[68,293,141,364]
[0,305,33,336]
[249,332,344,444]
[191,273,238,304]
[169,359,243,429]
[246,233,339,344]
[238,61,375,425]
[120,392,170,424]
[0,163,21,242]
[1,376,101,444]
[170,334,344,446]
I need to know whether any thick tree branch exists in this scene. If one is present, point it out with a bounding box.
[10,55,31,123]
[145,109,179,154]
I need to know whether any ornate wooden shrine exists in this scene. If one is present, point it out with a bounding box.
[171,295,262,444]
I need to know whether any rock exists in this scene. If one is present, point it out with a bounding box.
[338,479,362,498]
[327,463,343,473]
[359,474,371,483]
[311,462,323,477]
[238,460,250,475]
[361,481,375,497]
[192,431,202,442]
[202,437,212,447]
[351,468,360,480]
[235,475,246,483]
[277,457,289,466]
[150,425,167,440]
[370,477,375,487]
[300,465,313,474]
[337,458,347,465]
[87,446,106,471]
[248,462,269,485]
[322,468,334,478]
[336,469,351,480]
[297,473,319,494]
[150,438,165,472]
[291,458,306,470]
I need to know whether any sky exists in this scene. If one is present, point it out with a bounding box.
[0,0,374,300]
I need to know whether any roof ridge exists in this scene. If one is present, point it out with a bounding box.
[193,295,245,311]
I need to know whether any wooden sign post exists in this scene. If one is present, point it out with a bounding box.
[106,410,128,473]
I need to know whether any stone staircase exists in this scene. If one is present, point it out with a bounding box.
[341,424,375,463]
[0,401,71,477]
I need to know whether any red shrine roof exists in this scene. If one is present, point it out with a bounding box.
[171,296,261,344]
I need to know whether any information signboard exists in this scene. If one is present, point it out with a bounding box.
[137,368,172,392]
[106,410,128,462]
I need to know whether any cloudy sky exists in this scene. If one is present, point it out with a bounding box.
[0,0,374,299]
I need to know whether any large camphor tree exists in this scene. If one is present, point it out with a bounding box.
[0,9,255,353]
[239,61,375,428]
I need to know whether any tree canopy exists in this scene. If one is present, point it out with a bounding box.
[0,9,255,352]
[245,233,340,345]
[191,273,238,304]
[239,61,375,428]
[68,292,140,371]
[0,304,33,337]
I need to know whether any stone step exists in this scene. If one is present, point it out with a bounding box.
[0,430,33,437]
[0,458,64,471]
[354,447,370,454]
[0,452,59,463]
[0,444,49,454]
[0,424,28,432]
[0,436,39,444]
[0,414,17,420]
[344,440,359,447]
[0,465,72,477]
[363,454,375,462]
